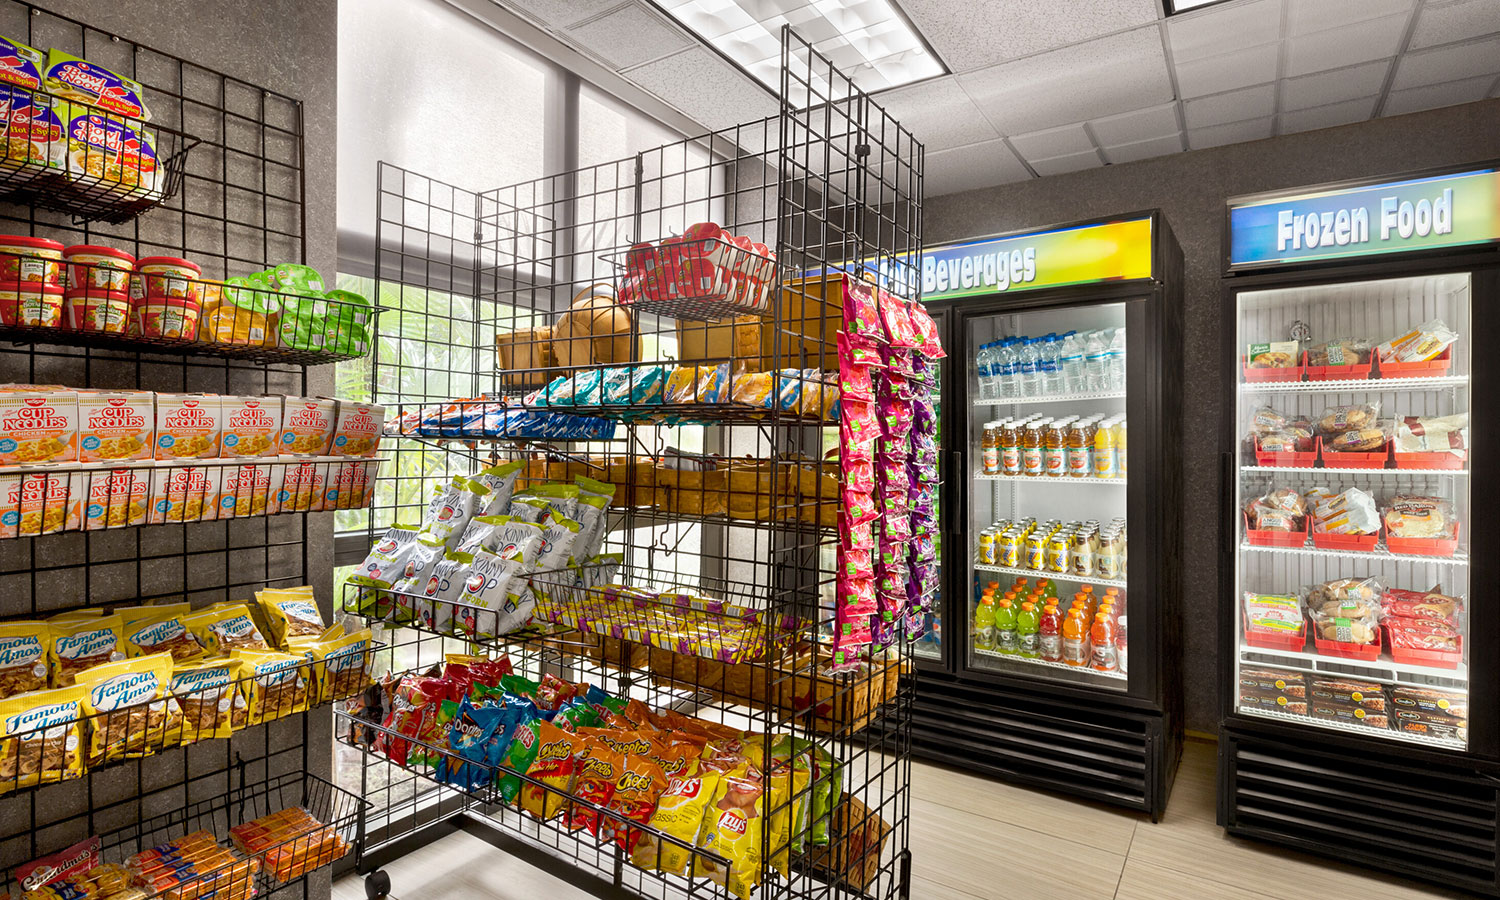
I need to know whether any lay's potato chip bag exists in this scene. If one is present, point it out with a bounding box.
[695,768,765,898]
[634,770,721,875]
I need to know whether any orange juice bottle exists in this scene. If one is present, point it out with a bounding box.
[1080,585,1096,621]
[981,422,1000,475]
[1022,421,1045,476]
[1091,614,1118,671]
[1043,419,1068,477]
[999,419,1021,476]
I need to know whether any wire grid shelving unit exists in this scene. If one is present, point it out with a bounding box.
[347,28,923,900]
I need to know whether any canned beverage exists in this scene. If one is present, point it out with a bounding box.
[1047,535,1070,573]
[978,533,996,565]
[999,530,1021,568]
[1024,533,1046,571]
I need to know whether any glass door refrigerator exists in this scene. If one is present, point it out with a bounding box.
[915,213,1185,819]
[1219,165,1500,895]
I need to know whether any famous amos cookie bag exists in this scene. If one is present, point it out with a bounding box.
[0,684,87,794]
[76,651,181,764]
[48,612,125,686]
[170,658,246,744]
[233,649,310,725]
[183,603,271,656]
[0,620,49,699]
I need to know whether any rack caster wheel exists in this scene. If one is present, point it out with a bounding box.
[364,869,391,900]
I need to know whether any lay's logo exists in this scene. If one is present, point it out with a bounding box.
[666,777,700,799]
[717,809,748,836]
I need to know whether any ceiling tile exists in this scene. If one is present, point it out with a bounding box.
[1174,42,1279,98]
[1285,13,1409,77]
[1167,0,1282,62]
[1408,0,1500,49]
[1383,74,1495,115]
[1029,150,1104,177]
[1279,96,1377,132]
[1183,83,1276,129]
[500,0,629,28]
[622,47,777,131]
[1101,133,1184,164]
[897,0,1158,74]
[1089,103,1180,145]
[1391,34,1500,89]
[873,77,999,151]
[1010,124,1096,160]
[1280,60,1391,109]
[1188,116,1274,149]
[1286,0,1415,36]
[923,139,1033,197]
[565,4,691,68]
[958,27,1173,134]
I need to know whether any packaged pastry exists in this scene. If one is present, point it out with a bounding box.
[1243,593,1302,638]
[0,684,87,794]
[1378,319,1458,364]
[182,603,270,656]
[1324,425,1387,453]
[1308,487,1380,535]
[0,386,77,464]
[1306,588,1380,646]
[1394,414,1467,456]
[256,587,325,648]
[1381,587,1461,625]
[278,397,336,456]
[1307,576,1381,610]
[1245,341,1298,369]
[233,649,310,725]
[1315,403,1378,437]
[76,652,181,764]
[122,610,206,665]
[1384,495,1454,539]
[1390,686,1467,720]
[146,462,218,524]
[1244,487,1305,531]
[1306,338,1373,366]
[152,394,220,460]
[42,49,151,120]
[219,396,282,458]
[1385,618,1460,653]
[328,400,384,458]
[0,620,49,699]
[170,658,246,743]
[48,613,126,686]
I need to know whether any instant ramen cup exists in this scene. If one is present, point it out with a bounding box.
[64,244,134,296]
[133,256,201,303]
[136,295,201,340]
[0,235,63,289]
[66,289,130,333]
[0,282,64,328]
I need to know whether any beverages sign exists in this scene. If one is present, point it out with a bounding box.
[1228,168,1500,268]
[920,217,1154,302]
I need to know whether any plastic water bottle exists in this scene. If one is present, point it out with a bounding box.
[1040,333,1065,395]
[1084,330,1109,392]
[996,339,1018,400]
[1107,327,1127,391]
[977,341,997,400]
[1015,338,1041,398]
[1059,331,1085,392]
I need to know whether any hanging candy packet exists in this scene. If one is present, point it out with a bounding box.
[838,577,878,619]
[838,363,874,401]
[840,547,874,581]
[911,353,937,384]
[842,489,880,528]
[879,369,913,402]
[905,299,947,359]
[877,289,920,349]
[883,346,916,378]
[838,332,886,369]
[878,397,913,437]
[842,455,876,493]
[842,516,874,551]
[842,279,884,347]
[839,398,879,448]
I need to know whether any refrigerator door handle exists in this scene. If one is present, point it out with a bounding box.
[1220,450,1234,560]
[945,450,963,534]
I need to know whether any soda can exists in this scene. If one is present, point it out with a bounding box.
[999,530,1021,568]
[1047,535,1070,573]
[1024,533,1046,571]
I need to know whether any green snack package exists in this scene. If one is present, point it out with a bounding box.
[500,673,541,700]
[278,290,331,351]
[273,263,326,293]
[497,718,542,803]
[470,682,507,705]
[224,275,281,316]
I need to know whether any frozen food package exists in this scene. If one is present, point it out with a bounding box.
[1245,341,1298,368]
[1306,579,1382,645]
[1315,402,1379,437]
[1377,319,1459,363]
[1381,587,1462,625]
[1394,414,1467,456]
[1384,495,1455,539]
[1309,487,1380,535]
[1243,593,1303,637]
[1305,338,1373,366]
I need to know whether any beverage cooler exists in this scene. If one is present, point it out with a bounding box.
[912,213,1185,818]
[1218,165,1500,895]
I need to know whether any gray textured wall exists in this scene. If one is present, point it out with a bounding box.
[924,97,1500,734]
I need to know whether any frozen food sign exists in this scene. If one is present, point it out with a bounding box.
[1228,169,1500,268]
[920,217,1154,301]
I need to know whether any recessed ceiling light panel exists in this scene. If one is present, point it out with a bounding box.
[655,0,945,94]
[1166,0,1235,13]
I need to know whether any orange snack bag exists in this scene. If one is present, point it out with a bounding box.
[604,754,667,853]
[219,396,281,458]
[77,391,153,462]
[644,737,701,779]
[567,738,624,836]
[520,720,580,821]
[0,387,77,464]
[153,394,221,460]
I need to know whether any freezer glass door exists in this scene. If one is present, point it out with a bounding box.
[913,352,944,663]
[1235,272,1470,750]
[964,302,1130,690]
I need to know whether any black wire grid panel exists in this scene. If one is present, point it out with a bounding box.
[0,3,349,897]
[355,28,922,900]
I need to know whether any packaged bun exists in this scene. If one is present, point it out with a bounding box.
[1394,414,1467,455]
[1384,495,1454,538]
[1316,403,1378,436]
[1325,425,1388,453]
[1245,487,1305,531]
[1306,338,1372,366]
[1305,580,1381,645]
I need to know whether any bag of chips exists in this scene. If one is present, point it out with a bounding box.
[635,770,722,874]
[443,547,531,638]
[567,739,623,836]
[768,762,810,880]
[419,478,488,550]
[471,460,525,517]
[520,720,580,820]
[375,674,439,767]
[604,753,668,852]
[437,699,506,792]
[572,476,615,562]
[76,651,181,765]
[697,769,766,898]
[498,715,543,805]
[170,658,246,744]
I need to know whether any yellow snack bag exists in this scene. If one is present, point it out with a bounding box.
[769,765,809,880]
[308,628,373,704]
[256,587,325,648]
[76,652,181,764]
[634,770,721,875]
[111,602,189,630]
[121,610,206,666]
[182,603,271,656]
[233,649,310,725]
[697,769,766,899]
[0,684,87,794]
[0,620,50,699]
[48,613,126,686]
[170,658,246,743]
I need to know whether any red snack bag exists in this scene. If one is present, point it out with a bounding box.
[838,332,885,369]
[877,288,919,349]
[906,299,947,359]
[840,398,879,449]
[567,739,624,835]
[1381,588,1462,625]
[605,754,668,852]
[838,363,875,401]
[840,547,874,581]
[1386,619,1460,651]
[537,673,578,709]
[842,279,883,347]
[467,654,514,686]
[375,675,436,766]
[842,516,875,550]
[520,720,580,820]
[837,577,878,619]
[842,455,875,493]
[842,488,880,528]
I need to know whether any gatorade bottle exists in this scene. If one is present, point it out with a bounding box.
[1037,578,1056,601]
[1091,613,1118,672]
[1081,585,1096,621]
[973,598,996,651]
[1016,601,1040,658]
[995,598,1018,654]
[1038,603,1062,662]
[1062,609,1088,666]
[981,422,1000,476]
[1115,419,1128,479]
[1093,416,1117,479]
[999,419,1021,476]
[1105,587,1123,615]
[1117,615,1129,675]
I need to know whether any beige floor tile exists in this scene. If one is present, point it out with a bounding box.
[1156,739,1218,828]
[912,758,1141,856]
[335,828,601,900]
[909,796,1126,900]
[910,874,991,899]
[1114,857,1281,900]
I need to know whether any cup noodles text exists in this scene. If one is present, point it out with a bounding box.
[325,459,378,510]
[153,394,220,460]
[74,464,149,530]
[0,389,76,465]
[217,462,273,519]
[272,461,326,514]
[0,469,70,537]
[327,400,383,458]
[147,463,217,524]
[278,397,335,456]
[78,391,153,462]
[220,396,281,459]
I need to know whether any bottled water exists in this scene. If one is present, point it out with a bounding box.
[997,338,1018,400]
[977,341,997,400]
[1040,333,1066,395]
[1107,327,1127,391]
[1084,330,1110,392]
[1059,330,1085,393]
[1015,338,1041,397]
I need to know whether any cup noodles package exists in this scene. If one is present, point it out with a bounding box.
[153,394,220,460]
[0,468,70,537]
[219,396,281,459]
[327,400,384,458]
[218,462,274,519]
[0,387,76,465]
[325,459,377,511]
[272,461,326,514]
[77,391,153,462]
[147,462,218,525]
[278,397,335,456]
[75,463,150,530]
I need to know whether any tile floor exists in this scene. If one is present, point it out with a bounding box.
[334,738,1467,900]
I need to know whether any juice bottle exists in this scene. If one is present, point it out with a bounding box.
[1021,421,1045,476]
[1062,608,1088,666]
[1115,419,1127,479]
[981,422,1000,475]
[1016,601,1040,658]
[1038,603,1062,662]
[1098,531,1121,579]
[999,419,1021,476]
[1091,613,1118,672]
[988,581,1001,594]
[1093,415,1117,479]
[973,597,996,651]
[1071,530,1094,577]
[1080,585,1096,621]
[1105,587,1122,614]
[1066,419,1091,477]
[1042,419,1068,477]
[994,597,1017,654]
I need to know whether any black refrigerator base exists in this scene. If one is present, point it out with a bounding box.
[1220,723,1500,896]
[908,670,1182,820]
